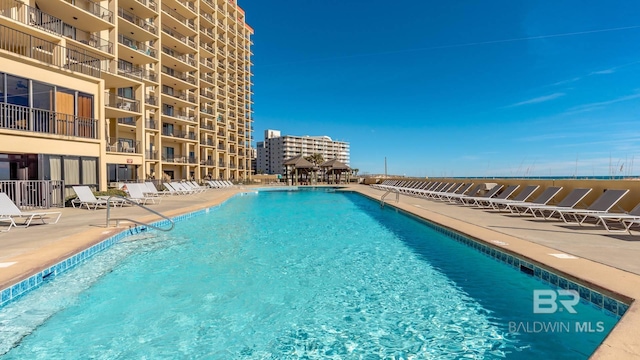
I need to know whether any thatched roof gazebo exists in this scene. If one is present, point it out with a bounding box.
[283,155,316,185]
[319,159,350,184]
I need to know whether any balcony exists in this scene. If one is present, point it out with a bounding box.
[62,0,114,24]
[118,7,157,35]
[200,122,214,131]
[162,26,195,49]
[118,34,157,58]
[0,0,114,54]
[200,159,214,166]
[161,4,196,31]
[200,138,214,146]
[135,0,158,12]
[177,0,197,13]
[218,161,226,167]
[145,119,158,129]
[117,118,136,126]
[145,96,158,106]
[106,139,141,154]
[161,67,196,85]
[0,103,97,139]
[161,109,196,122]
[104,92,140,112]
[217,145,225,151]
[145,150,158,159]
[200,107,214,115]
[162,89,196,103]
[200,90,215,100]
[161,128,196,140]
[0,24,103,78]
[117,61,157,83]
[162,47,197,67]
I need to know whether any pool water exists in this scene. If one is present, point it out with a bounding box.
[0,189,619,359]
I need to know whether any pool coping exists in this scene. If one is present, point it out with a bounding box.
[1,185,639,359]
[352,186,640,359]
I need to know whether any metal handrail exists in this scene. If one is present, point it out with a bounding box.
[380,189,399,208]
[105,196,174,231]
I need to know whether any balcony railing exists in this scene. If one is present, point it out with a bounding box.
[0,24,103,78]
[200,159,214,166]
[217,145,225,151]
[200,138,214,146]
[161,4,196,30]
[200,107,214,115]
[105,92,140,112]
[177,0,197,13]
[134,0,158,12]
[162,109,196,121]
[145,96,158,106]
[118,34,157,58]
[145,150,158,159]
[0,0,114,54]
[106,139,141,154]
[145,119,158,129]
[117,118,136,126]
[200,90,214,99]
[118,7,157,34]
[162,47,196,66]
[218,161,226,167]
[161,128,196,140]
[162,89,196,103]
[64,0,113,23]
[0,103,98,139]
[161,67,196,85]
[117,61,157,82]
[161,26,195,48]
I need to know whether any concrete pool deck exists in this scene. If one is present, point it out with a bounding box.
[1,184,639,359]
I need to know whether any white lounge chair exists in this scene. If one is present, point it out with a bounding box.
[125,183,159,205]
[0,215,17,232]
[145,182,172,196]
[0,193,61,229]
[72,186,124,209]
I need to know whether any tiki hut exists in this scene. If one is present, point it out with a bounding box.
[319,159,350,184]
[283,155,316,185]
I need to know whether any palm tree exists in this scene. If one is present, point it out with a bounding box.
[304,153,325,166]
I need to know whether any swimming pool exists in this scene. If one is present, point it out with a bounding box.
[0,189,622,359]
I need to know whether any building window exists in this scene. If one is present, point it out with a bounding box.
[6,74,29,106]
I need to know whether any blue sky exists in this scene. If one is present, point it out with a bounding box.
[241,0,640,177]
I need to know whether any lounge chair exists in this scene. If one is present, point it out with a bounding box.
[145,182,172,196]
[592,202,640,234]
[432,183,474,201]
[472,185,520,208]
[442,184,485,202]
[459,184,504,206]
[482,185,540,210]
[72,186,125,209]
[0,193,61,228]
[551,189,629,224]
[0,215,17,232]
[170,182,196,195]
[503,187,563,213]
[515,188,592,218]
[125,183,160,205]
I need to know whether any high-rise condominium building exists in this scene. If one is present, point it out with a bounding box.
[0,0,253,196]
[257,129,350,174]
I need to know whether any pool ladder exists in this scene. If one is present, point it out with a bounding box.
[380,188,399,208]
[105,196,175,232]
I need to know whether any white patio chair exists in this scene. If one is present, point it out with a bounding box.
[0,192,61,228]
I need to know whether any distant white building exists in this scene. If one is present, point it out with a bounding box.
[256,129,350,174]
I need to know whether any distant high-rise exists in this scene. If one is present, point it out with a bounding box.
[257,129,350,174]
